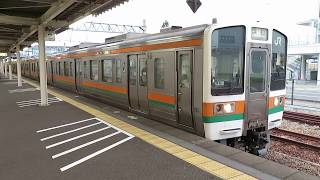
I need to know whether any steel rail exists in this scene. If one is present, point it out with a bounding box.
[271,128,320,152]
[283,111,320,126]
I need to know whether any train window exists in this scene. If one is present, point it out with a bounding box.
[250,51,267,93]
[64,62,69,76]
[102,60,113,82]
[90,60,99,81]
[139,58,147,86]
[115,60,122,83]
[271,30,287,91]
[211,26,245,96]
[70,62,73,77]
[154,57,165,89]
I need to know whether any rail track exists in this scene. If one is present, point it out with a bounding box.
[271,128,320,151]
[283,111,320,126]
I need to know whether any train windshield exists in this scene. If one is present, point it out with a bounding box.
[211,26,245,96]
[271,30,287,90]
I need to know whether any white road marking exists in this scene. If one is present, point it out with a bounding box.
[41,122,102,141]
[52,131,121,159]
[60,136,134,172]
[36,118,96,133]
[46,126,111,149]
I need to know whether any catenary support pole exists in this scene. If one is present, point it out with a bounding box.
[9,58,12,80]
[17,46,22,87]
[4,60,8,77]
[38,25,48,106]
[0,60,3,76]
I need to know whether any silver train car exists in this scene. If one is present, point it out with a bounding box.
[19,22,287,155]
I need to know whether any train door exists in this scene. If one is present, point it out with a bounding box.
[246,48,269,130]
[75,59,82,92]
[128,54,149,113]
[177,50,194,128]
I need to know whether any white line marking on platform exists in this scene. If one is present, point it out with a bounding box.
[3,81,25,85]
[17,97,59,104]
[16,97,63,107]
[36,117,135,172]
[96,118,134,137]
[41,122,102,141]
[52,131,121,159]
[9,88,39,93]
[46,126,111,149]
[36,118,96,133]
[18,99,62,107]
[60,136,134,172]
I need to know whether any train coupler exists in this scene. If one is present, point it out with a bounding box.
[244,130,270,156]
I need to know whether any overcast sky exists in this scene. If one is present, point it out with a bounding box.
[47,0,319,46]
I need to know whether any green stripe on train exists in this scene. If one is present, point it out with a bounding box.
[148,100,176,109]
[268,106,284,114]
[81,86,126,97]
[203,106,284,123]
[203,113,244,123]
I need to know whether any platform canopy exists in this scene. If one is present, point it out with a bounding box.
[0,0,129,53]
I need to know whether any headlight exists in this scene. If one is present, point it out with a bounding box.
[223,103,233,113]
[274,97,280,106]
[215,102,235,114]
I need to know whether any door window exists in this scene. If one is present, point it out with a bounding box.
[83,61,88,79]
[250,51,267,93]
[154,58,165,89]
[90,60,98,81]
[139,58,147,86]
[59,62,63,75]
[129,58,137,85]
[64,62,69,76]
[115,60,122,83]
[70,62,73,77]
[179,54,191,88]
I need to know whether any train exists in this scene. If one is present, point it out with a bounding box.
[14,22,287,155]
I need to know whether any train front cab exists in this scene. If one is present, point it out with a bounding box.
[202,24,287,155]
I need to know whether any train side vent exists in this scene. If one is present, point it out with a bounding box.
[105,33,147,44]
[160,26,183,33]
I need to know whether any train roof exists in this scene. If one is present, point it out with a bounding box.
[51,24,209,56]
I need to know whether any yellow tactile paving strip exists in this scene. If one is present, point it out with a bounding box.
[23,79,257,180]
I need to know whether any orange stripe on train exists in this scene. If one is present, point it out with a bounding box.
[111,39,202,54]
[148,92,175,105]
[81,81,127,94]
[53,75,74,84]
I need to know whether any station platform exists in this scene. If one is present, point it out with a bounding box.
[0,76,318,180]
